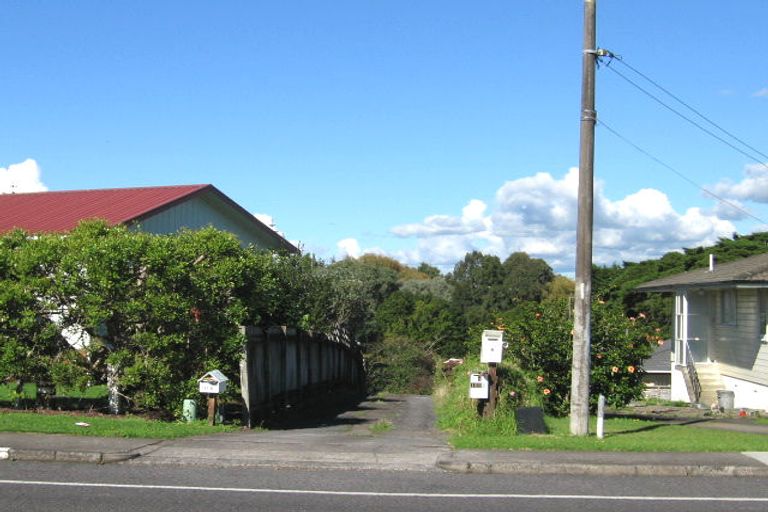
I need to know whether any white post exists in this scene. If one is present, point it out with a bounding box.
[596,394,605,439]
[107,364,121,415]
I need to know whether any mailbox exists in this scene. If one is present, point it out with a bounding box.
[198,370,229,394]
[469,372,490,399]
[480,329,505,363]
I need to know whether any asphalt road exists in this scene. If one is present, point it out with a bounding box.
[3,461,768,512]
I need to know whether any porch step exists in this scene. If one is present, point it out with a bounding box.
[695,364,724,407]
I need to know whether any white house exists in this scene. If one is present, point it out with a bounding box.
[637,253,768,411]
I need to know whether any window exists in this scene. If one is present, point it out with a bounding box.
[720,289,737,325]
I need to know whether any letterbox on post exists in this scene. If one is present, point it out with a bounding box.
[480,330,505,363]
[469,373,490,400]
[198,370,229,394]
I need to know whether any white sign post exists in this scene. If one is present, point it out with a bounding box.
[475,330,505,417]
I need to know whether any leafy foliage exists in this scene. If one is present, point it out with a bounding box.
[501,298,656,415]
[366,336,435,394]
[0,222,364,415]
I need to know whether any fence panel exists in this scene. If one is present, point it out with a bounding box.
[240,326,363,427]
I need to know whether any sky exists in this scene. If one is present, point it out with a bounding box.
[1,1,766,275]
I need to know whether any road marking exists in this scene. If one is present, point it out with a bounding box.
[0,480,766,502]
[743,452,768,466]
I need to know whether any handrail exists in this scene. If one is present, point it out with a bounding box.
[685,342,702,403]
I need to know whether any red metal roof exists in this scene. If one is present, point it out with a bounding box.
[0,184,211,233]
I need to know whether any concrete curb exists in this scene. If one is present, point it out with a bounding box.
[127,456,438,472]
[437,459,768,477]
[2,447,139,464]
[5,446,768,477]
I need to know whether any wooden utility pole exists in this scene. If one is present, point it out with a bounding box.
[570,0,597,436]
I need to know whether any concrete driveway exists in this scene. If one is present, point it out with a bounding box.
[131,394,451,471]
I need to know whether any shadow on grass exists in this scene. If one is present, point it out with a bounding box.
[604,417,715,437]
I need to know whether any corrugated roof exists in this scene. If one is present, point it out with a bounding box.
[0,184,210,233]
[636,252,768,291]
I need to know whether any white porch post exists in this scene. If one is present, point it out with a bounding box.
[674,292,688,366]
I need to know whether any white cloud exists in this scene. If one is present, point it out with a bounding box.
[388,167,736,274]
[712,198,749,221]
[390,198,490,237]
[713,163,768,203]
[253,212,290,239]
[254,213,274,228]
[753,88,768,97]
[0,159,47,194]
[336,238,362,259]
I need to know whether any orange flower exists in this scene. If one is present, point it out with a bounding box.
[657,339,665,346]
[596,353,603,359]
[543,388,551,395]
[535,312,542,319]
[611,366,619,373]
[627,366,636,373]
[536,375,545,383]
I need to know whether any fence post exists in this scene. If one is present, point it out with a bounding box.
[239,326,252,428]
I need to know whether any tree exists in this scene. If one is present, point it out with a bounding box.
[501,252,554,304]
[448,251,506,326]
[417,262,441,278]
[0,230,76,399]
[542,275,575,300]
[315,257,400,345]
[41,221,279,414]
[375,290,466,357]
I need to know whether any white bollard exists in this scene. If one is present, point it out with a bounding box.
[596,394,605,439]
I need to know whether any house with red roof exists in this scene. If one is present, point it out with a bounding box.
[0,184,297,253]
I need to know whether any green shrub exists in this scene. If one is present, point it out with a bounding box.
[500,298,656,416]
[366,336,435,394]
[434,356,520,436]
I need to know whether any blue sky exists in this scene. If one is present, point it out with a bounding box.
[1,1,766,274]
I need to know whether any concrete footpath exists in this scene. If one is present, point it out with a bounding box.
[2,395,768,477]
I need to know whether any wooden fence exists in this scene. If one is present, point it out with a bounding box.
[239,326,364,427]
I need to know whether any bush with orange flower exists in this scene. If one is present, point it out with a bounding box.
[499,297,656,416]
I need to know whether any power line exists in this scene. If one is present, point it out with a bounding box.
[597,51,768,172]
[597,118,768,226]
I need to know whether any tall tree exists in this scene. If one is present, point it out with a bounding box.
[501,252,554,304]
[448,251,506,325]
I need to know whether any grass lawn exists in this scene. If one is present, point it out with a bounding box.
[449,415,768,452]
[0,410,240,439]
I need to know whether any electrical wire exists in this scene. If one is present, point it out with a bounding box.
[597,52,768,172]
[612,57,768,163]
[597,118,768,226]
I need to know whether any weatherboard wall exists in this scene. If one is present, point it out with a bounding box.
[132,191,282,250]
[710,288,768,389]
